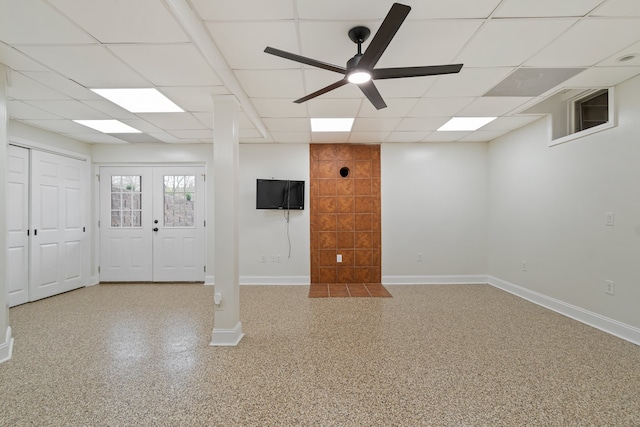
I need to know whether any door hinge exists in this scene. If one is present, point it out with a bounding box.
[83,226,86,232]
[204,220,206,227]
[98,220,100,227]
[98,266,101,273]
[96,174,100,182]
[204,266,206,273]
[27,229,30,236]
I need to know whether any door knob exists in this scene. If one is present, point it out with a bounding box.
[153,227,159,232]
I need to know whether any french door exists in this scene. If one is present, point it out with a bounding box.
[99,166,205,282]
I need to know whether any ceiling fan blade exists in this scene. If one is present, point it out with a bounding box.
[264,47,346,74]
[373,64,463,79]
[358,3,411,70]
[294,79,349,104]
[358,81,387,110]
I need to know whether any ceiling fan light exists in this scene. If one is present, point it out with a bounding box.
[347,71,372,84]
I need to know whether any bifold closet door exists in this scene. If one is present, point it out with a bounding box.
[7,145,30,307]
[30,150,87,301]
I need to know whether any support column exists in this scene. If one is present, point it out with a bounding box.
[0,64,13,363]
[210,95,244,346]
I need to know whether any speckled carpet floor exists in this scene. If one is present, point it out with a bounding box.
[1,284,639,426]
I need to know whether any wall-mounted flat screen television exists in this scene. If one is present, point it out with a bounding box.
[256,179,305,210]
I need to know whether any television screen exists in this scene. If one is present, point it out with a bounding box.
[256,179,305,210]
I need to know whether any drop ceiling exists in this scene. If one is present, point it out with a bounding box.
[1,0,640,145]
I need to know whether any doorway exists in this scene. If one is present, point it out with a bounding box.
[99,166,205,282]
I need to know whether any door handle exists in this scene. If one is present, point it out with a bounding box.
[153,228,159,232]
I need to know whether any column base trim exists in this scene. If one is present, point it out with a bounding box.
[210,321,244,346]
[0,327,14,364]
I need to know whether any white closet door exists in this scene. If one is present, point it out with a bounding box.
[30,150,87,301]
[7,145,29,307]
[152,167,205,282]
[99,167,153,281]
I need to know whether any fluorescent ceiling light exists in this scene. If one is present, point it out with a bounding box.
[311,118,354,132]
[74,119,142,134]
[90,88,184,113]
[347,71,372,84]
[437,117,497,131]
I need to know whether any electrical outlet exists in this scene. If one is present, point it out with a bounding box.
[337,254,342,263]
[271,254,277,263]
[416,252,423,262]
[605,212,614,226]
[260,255,267,263]
[276,254,281,263]
[521,261,527,272]
[605,280,615,295]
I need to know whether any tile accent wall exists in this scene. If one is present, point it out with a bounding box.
[309,144,381,284]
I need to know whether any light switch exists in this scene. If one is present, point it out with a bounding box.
[605,211,614,226]
[337,254,342,263]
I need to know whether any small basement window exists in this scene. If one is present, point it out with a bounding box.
[573,89,609,133]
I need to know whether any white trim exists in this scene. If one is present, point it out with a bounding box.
[488,276,640,346]
[0,327,14,363]
[210,321,244,346]
[240,276,310,285]
[204,275,215,286]
[88,275,99,286]
[382,275,488,285]
[9,138,90,161]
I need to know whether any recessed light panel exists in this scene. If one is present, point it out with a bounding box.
[437,117,497,131]
[91,88,184,113]
[74,120,142,133]
[311,118,354,132]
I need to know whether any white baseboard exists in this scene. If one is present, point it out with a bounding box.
[383,275,488,285]
[204,275,215,286]
[488,276,640,346]
[210,321,244,346]
[87,275,99,286]
[240,276,310,285]
[0,327,14,364]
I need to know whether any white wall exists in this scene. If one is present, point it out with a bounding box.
[239,144,310,284]
[488,75,640,329]
[381,142,489,282]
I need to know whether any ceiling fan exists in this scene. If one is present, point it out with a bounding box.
[264,2,463,110]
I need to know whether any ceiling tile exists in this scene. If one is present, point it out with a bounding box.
[236,70,305,98]
[24,119,93,133]
[407,0,502,19]
[481,115,542,131]
[525,18,640,67]
[8,72,70,100]
[423,131,471,142]
[457,19,577,67]
[352,118,401,132]
[63,132,129,144]
[395,117,449,132]
[25,100,109,119]
[81,100,139,120]
[167,129,214,139]
[425,67,515,97]
[307,99,362,117]
[268,132,311,143]
[108,44,222,86]
[458,130,509,142]
[0,0,95,44]
[592,0,640,17]
[375,20,484,68]
[457,96,533,116]
[494,0,605,17]
[0,43,48,72]
[297,0,393,20]
[386,131,429,143]
[9,100,63,120]
[311,132,351,143]
[17,45,151,87]
[252,99,309,118]
[373,77,437,99]
[160,86,230,113]
[208,22,298,70]
[597,40,640,66]
[561,66,640,87]
[263,118,310,132]
[357,98,419,117]
[22,71,99,100]
[408,97,474,117]
[192,0,294,20]
[134,113,205,130]
[48,0,189,43]
[348,132,389,143]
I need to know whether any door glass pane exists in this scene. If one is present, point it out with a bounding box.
[110,175,142,228]
[164,175,195,227]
